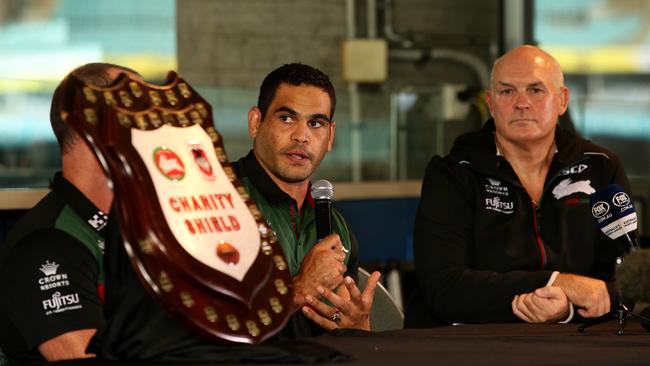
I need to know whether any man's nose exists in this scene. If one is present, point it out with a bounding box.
[291,123,309,144]
[514,91,530,110]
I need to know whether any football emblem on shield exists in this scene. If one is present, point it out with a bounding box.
[217,241,240,265]
[191,146,215,180]
[153,147,185,180]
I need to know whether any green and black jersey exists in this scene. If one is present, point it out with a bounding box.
[0,173,106,362]
[232,150,358,280]
[232,151,360,339]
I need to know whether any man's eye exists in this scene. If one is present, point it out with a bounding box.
[309,120,324,128]
[279,115,293,123]
[499,89,513,96]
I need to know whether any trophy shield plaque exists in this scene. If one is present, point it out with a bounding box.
[62,71,293,343]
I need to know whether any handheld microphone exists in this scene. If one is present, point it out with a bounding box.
[311,179,333,240]
[589,184,640,253]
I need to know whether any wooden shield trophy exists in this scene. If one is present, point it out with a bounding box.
[62,71,293,343]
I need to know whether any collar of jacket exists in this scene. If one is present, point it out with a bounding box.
[232,150,315,209]
[50,171,109,234]
[448,119,588,176]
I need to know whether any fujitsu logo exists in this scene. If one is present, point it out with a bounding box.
[42,291,80,310]
[486,196,513,209]
[485,196,514,214]
[39,261,59,276]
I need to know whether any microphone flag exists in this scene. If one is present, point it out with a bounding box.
[589,184,637,241]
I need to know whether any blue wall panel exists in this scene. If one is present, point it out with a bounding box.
[2,198,421,264]
[334,198,419,264]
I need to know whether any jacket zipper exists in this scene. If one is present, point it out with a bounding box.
[532,157,589,269]
[476,156,591,271]
[531,200,547,269]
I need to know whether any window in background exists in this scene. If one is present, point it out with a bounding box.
[0,0,176,188]
[535,0,650,178]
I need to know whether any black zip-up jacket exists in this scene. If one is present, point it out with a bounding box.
[411,120,629,324]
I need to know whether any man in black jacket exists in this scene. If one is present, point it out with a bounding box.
[0,63,139,362]
[409,45,629,325]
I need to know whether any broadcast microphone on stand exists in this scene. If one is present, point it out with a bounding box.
[589,184,640,252]
[579,184,650,334]
[311,179,334,240]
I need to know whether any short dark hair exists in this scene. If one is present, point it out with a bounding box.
[257,63,336,120]
[50,62,138,153]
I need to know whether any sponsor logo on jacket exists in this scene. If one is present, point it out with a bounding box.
[485,196,514,214]
[88,211,108,231]
[485,178,509,196]
[42,291,82,315]
[558,164,588,177]
[552,178,595,200]
[38,261,70,291]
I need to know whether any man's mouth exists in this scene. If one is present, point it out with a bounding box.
[285,150,311,162]
[510,118,536,123]
[510,118,537,124]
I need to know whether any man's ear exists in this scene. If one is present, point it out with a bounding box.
[248,107,262,139]
[558,86,570,115]
[485,90,495,118]
[327,121,336,152]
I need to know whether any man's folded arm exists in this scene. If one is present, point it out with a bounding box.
[38,329,97,361]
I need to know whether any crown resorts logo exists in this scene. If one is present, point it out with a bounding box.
[40,261,59,276]
[38,261,70,291]
[485,178,509,196]
[154,147,185,180]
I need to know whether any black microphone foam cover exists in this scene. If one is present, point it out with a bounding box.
[616,249,650,304]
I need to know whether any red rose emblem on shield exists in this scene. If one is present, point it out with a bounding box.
[154,147,185,180]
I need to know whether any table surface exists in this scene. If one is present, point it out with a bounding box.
[43,320,650,366]
[306,321,650,366]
